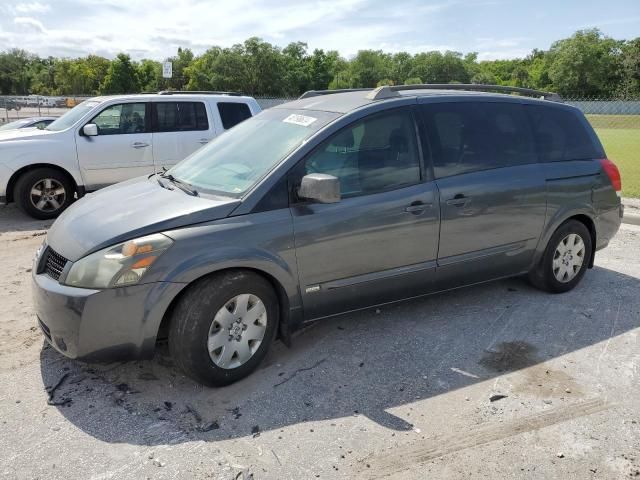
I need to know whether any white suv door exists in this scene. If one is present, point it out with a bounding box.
[76,102,154,189]
[151,101,215,171]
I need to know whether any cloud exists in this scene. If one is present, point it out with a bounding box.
[14,2,51,14]
[13,16,46,33]
[0,0,634,61]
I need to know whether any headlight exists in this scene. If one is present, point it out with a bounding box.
[64,233,173,289]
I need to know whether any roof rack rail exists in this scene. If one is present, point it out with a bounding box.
[299,88,372,99]
[366,84,562,102]
[157,90,242,96]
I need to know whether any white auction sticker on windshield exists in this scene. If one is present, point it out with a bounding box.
[283,114,317,127]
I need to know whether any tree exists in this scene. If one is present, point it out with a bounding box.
[389,52,414,86]
[184,47,222,91]
[410,51,471,84]
[99,53,139,94]
[404,77,422,85]
[349,50,391,87]
[165,47,194,90]
[137,59,162,92]
[619,38,640,97]
[282,42,311,95]
[308,49,341,91]
[0,49,33,94]
[547,29,623,96]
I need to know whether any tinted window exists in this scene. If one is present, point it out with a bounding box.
[303,109,421,197]
[91,103,147,135]
[218,102,252,129]
[421,102,536,179]
[154,102,208,132]
[526,105,601,162]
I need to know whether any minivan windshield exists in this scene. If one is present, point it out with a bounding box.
[169,108,338,197]
[46,101,100,131]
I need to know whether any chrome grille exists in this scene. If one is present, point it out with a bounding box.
[44,247,68,280]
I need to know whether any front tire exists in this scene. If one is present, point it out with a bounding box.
[14,168,74,219]
[529,220,593,293]
[168,271,279,386]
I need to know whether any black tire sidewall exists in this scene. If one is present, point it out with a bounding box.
[14,168,74,220]
[169,271,279,387]
[541,220,593,293]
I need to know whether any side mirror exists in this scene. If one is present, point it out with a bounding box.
[83,123,98,136]
[298,173,341,204]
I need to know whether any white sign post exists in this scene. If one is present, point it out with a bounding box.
[162,62,173,79]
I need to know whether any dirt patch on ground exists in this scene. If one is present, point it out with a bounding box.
[479,341,539,372]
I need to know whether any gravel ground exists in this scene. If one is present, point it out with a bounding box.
[0,203,639,479]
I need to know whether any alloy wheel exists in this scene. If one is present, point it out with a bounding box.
[29,178,66,212]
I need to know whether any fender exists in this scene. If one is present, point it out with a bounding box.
[0,134,85,198]
[144,241,303,350]
[531,203,597,270]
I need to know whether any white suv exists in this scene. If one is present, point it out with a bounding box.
[0,91,261,219]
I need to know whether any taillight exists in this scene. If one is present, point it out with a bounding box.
[599,158,622,193]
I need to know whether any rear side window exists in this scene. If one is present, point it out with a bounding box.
[154,102,209,132]
[526,105,601,162]
[218,102,252,129]
[421,102,536,179]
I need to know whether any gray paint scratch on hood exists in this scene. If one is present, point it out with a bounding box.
[47,176,240,261]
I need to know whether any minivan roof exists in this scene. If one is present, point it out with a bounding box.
[276,88,566,115]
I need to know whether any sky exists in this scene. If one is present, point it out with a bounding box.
[0,0,638,61]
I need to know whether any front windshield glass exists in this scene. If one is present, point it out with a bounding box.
[46,101,100,131]
[169,108,338,197]
[0,119,30,131]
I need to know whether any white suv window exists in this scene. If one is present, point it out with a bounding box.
[91,103,147,135]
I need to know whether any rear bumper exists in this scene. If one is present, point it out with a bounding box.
[595,203,623,251]
[32,271,186,361]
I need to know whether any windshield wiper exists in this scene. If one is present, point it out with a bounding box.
[158,169,198,196]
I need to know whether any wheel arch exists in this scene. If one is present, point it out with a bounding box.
[155,266,297,350]
[6,163,80,203]
[534,209,598,271]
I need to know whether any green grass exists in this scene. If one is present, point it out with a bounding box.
[587,115,640,198]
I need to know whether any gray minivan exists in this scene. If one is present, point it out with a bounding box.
[32,85,623,386]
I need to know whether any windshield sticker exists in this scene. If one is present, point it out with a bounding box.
[283,114,317,127]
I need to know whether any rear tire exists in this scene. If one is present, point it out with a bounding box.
[168,271,279,387]
[14,168,74,220]
[528,220,592,293]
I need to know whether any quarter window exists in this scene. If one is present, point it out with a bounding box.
[303,109,421,197]
[90,103,147,135]
[421,102,536,179]
[154,102,209,132]
[526,105,601,162]
[217,102,252,129]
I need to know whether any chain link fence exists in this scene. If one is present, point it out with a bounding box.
[1,93,637,196]
[563,97,640,198]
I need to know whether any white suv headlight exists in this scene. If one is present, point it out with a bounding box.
[64,233,173,289]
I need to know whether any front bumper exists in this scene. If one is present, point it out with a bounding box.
[32,272,186,361]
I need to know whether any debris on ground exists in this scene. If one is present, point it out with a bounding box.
[251,425,260,438]
[489,394,508,402]
[46,372,70,405]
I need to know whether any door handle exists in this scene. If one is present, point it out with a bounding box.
[446,194,470,206]
[197,138,210,144]
[405,201,431,214]
[131,142,149,148]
